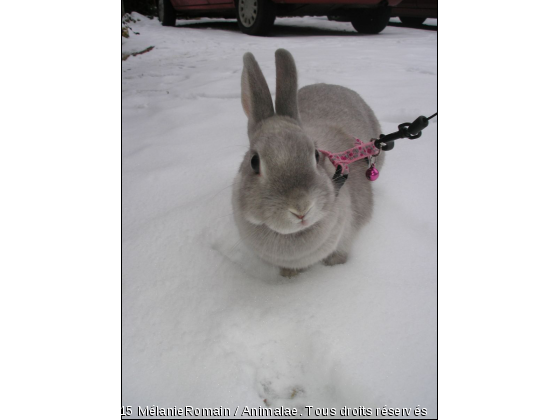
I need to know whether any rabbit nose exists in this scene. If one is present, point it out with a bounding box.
[289,204,313,220]
[290,211,305,220]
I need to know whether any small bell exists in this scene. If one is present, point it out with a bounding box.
[366,165,379,181]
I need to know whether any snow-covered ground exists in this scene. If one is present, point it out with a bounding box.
[122,14,437,418]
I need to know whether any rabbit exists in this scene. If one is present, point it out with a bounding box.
[232,49,384,277]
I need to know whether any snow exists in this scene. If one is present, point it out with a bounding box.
[122,14,437,417]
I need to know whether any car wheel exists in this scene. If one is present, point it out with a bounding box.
[351,6,392,34]
[399,16,426,26]
[236,0,276,36]
[158,0,176,27]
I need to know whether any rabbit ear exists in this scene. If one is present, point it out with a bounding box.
[274,49,299,121]
[241,53,274,131]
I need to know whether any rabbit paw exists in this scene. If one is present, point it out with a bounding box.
[322,251,348,266]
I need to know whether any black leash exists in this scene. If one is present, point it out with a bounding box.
[374,113,437,151]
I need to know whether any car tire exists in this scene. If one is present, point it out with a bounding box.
[399,16,426,26]
[236,0,276,36]
[351,6,392,34]
[158,0,176,27]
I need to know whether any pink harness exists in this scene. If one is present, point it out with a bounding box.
[319,138,381,181]
[318,112,438,186]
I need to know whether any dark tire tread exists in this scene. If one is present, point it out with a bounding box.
[351,6,392,34]
[159,0,176,27]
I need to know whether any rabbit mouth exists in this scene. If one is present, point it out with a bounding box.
[265,215,318,235]
[269,223,314,235]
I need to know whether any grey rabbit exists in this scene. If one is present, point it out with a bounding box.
[232,49,384,277]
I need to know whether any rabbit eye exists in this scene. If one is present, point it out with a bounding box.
[250,154,260,174]
[315,150,320,163]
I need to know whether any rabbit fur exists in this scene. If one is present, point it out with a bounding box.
[232,49,384,277]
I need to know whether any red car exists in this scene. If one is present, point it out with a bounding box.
[158,0,403,35]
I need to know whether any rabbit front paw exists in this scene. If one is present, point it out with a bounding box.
[279,267,304,278]
[322,251,348,266]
